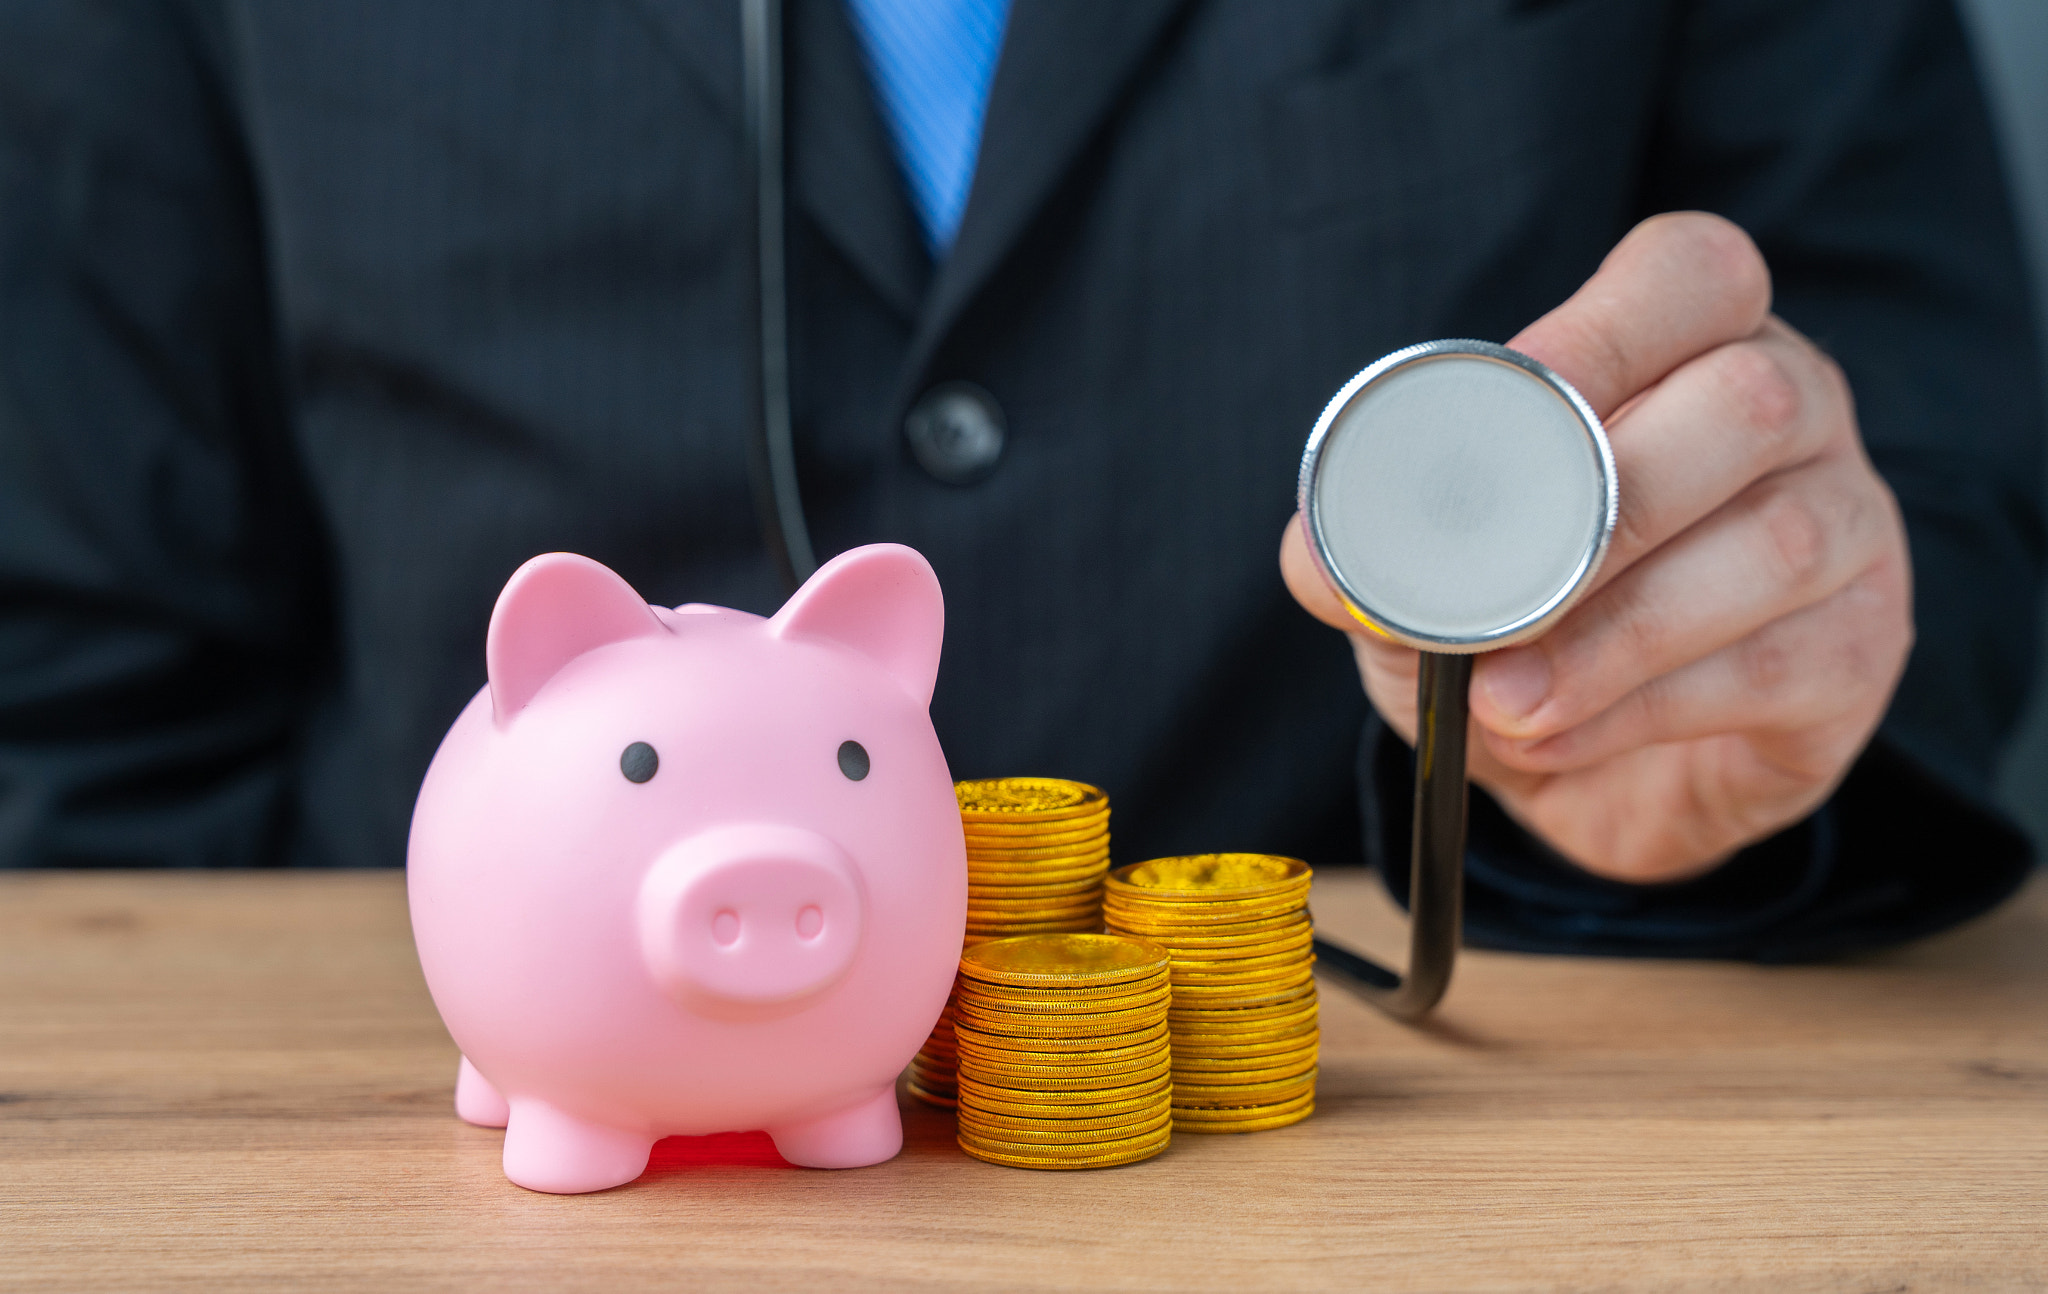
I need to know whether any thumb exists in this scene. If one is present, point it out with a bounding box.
[1279,514,1357,632]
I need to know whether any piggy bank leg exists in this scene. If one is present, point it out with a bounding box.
[767,1086,902,1169]
[454,1056,510,1128]
[502,1099,654,1194]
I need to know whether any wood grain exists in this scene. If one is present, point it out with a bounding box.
[2,869,2043,1292]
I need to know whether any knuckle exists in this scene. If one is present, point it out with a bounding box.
[1716,342,1804,446]
[1755,486,1829,587]
[1736,631,1795,696]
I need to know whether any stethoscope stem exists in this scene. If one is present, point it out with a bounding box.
[1312,651,1469,1021]
[741,0,816,591]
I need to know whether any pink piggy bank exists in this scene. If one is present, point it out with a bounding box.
[407,543,966,1193]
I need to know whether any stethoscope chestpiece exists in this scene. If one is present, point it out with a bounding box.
[1299,340,1616,1020]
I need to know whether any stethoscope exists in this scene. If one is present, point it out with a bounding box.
[738,0,1618,1020]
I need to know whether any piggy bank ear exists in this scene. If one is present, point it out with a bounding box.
[487,553,667,725]
[768,544,944,705]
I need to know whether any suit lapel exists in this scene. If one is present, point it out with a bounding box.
[904,0,1197,384]
[789,0,931,321]
[620,0,928,320]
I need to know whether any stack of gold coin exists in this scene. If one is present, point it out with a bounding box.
[1103,854,1317,1133]
[908,779,1112,1108]
[953,933,1173,1169]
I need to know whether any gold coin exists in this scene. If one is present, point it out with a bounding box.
[1173,1100,1314,1134]
[956,778,1108,820]
[1160,927,1317,960]
[905,1080,957,1108]
[1108,854,1311,900]
[966,900,1114,921]
[1172,1054,1318,1086]
[967,865,1108,888]
[1169,944,1314,973]
[1169,1037,1318,1068]
[1170,1007,1319,1038]
[964,919,1102,938]
[956,986,1169,1019]
[956,1133,1167,1170]
[958,1123,1171,1160]
[1172,1022,1319,1051]
[1158,937,1317,967]
[959,1106,1171,1146]
[956,1044,1170,1079]
[959,933,1170,988]
[1105,881,1304,908]
[1167,957,1313,984]
[955,1013,1168,1046]
[960,1106,1172,1138]
[1168,981,1316,1014]
[959,1054,1172,1089]
[1171,1088,1316,1121]
[1171,1028,1320,1059]
[961,983,1168,1012]
[965,975,1170,1008]
[1137,917,1315,950]
[953,1002,1170,1038]
[955,1033,1171,1066]
[966,877,1104,897]
[965,907,1103,928]
[962,818,1111,847]
[955,1024,1169,1062]
[954,1064,1171,1105]
[957,973,1168,1002]
[1171,959,1315,987]
[967,848,1110,870]
[967,839,1112,863]
[967,877,1106,901]
[970,855,1109,876]
[965,912,1103,929]
[1171,1069,1317,1104]
[960,1091,1173,1129]
[1105,897,1307,929]
[1169,968,1317,999]
[1104,904,1310,934]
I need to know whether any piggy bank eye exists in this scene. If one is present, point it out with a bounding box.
[620,741,659,784]
[837,740,870,782]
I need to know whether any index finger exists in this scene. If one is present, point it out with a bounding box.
[1510,212,1772,418]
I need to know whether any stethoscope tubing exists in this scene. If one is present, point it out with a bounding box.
[740,0,1458,1020]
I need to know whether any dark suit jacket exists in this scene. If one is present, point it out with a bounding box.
[1,0,2040,958]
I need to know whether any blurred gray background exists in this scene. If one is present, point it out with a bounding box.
[1961,0,2048,848]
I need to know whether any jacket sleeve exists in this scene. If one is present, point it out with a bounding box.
[1365,0,2043,959]
[0,0,328,867]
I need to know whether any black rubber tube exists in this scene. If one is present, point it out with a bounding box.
[741,0,816,591]
[1312,651,1469,1021]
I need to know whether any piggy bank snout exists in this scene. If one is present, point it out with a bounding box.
[638,825,865,1008]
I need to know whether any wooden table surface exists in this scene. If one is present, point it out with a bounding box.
[2,869,2043,1292]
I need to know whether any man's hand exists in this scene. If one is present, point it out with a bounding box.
[1280,212,1913,884]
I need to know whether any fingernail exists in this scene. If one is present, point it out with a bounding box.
[1480,648,1550,723]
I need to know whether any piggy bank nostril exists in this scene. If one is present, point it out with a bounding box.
[795,905,825,940]
[712,909,742,947]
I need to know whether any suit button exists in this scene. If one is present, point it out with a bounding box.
[904,381,1005,485]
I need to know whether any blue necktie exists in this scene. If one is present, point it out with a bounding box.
[843,0,1013,254]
